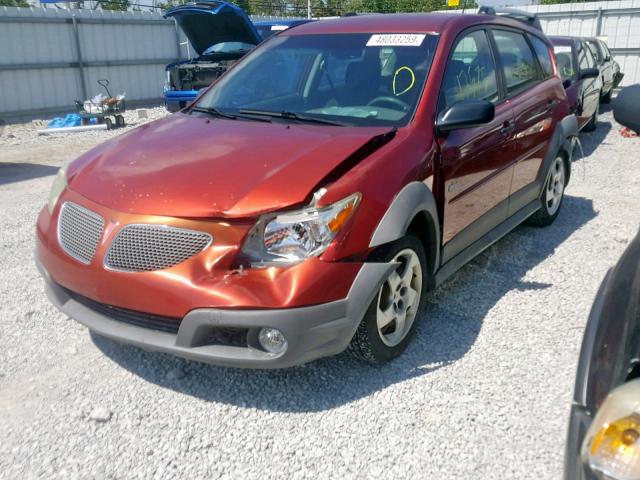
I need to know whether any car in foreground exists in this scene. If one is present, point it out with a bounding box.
[37,12,577,368]
[549,36,602,132]
[163,1,261,112]
[254,19,313,41]
[583,37,624,103]
[564,229,640,480]
[613,84,640,135]
[564,86,640,479]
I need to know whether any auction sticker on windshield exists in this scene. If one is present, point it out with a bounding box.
[367,34,426,47]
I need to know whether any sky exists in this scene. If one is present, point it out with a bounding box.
[34,0,537,11]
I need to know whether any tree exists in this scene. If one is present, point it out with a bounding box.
[99,0,130,10]
[157,0,190,11]
[0,0,30,7]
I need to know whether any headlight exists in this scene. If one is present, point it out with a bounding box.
[47,164,68,214]
[582,379,640,480]
[240,193,360,267]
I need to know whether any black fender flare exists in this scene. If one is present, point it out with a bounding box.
[369,181,440,276]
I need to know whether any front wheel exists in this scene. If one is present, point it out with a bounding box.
[348,234,426,364]
[528,155,566,227]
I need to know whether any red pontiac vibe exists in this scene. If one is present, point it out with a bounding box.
[36,12,578,368]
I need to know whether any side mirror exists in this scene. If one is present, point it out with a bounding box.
[580,68,600,80]
[436,100,495,135]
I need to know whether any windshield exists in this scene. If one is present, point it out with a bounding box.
[202,42,254,55]
[195,33,438,127]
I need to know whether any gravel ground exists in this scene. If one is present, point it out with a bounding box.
[0,107,168,149]
[0,108,639,480]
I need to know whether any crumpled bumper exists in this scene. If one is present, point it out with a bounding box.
[37,257,395,369]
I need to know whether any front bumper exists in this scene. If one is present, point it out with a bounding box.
[613,71,624,89]
[37,257,394,368]
[164,90,198,112]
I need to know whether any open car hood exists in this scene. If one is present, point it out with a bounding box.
[164,1,261,56]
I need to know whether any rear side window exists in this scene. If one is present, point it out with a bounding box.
[493,30,539,94]
[440,30,499,110]
[529,35,553,78]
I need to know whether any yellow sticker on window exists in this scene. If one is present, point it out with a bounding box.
[393,66,415,96]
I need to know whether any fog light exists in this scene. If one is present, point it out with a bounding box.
[258,328,287,355]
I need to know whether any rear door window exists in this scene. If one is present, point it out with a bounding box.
[440,30,499,110]
[578,43,595,70]
[586,41,602,63]
[529,35,553,79]
[493,30,540,95]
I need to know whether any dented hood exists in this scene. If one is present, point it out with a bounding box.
[67,113,390,218]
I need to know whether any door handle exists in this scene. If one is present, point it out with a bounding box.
[500,121,516,135]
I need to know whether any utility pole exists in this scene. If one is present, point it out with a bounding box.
[307,0,311,19]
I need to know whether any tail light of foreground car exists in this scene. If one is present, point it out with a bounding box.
[550,46,560,79]
[582,379,640,480]
[240,192,361,267]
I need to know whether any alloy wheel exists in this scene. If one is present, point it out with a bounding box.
[376,248,423,347]
[545,157,565,216]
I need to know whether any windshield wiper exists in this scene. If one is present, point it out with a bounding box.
[190,106,271,123]
[238,109,347,126]
[190,106,238,120]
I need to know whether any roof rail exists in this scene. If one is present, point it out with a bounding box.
[478,6,543,31]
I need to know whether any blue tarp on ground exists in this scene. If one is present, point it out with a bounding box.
[47,113,95,128]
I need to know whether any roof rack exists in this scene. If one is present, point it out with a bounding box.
[478,6,543,31]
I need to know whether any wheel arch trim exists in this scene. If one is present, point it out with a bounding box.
[369,181,441,275]
[539,114,577,191]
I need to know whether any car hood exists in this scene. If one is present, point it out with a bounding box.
[164,1,260,56]
[67,113,391,218]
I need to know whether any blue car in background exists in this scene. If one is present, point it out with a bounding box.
[163,1,311,112]
[163,1,260,112]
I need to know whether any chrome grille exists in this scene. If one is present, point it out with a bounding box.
[105,224,212,272]
[57,202,105,264]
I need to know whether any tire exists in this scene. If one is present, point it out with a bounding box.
[601,89,612,104]
[104,118,113,130]
[583,100,599,132]
[527,155,567,227]
[115,115,125,128]
[348,233,427,364]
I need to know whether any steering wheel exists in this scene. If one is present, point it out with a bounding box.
[367,96,410,111]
